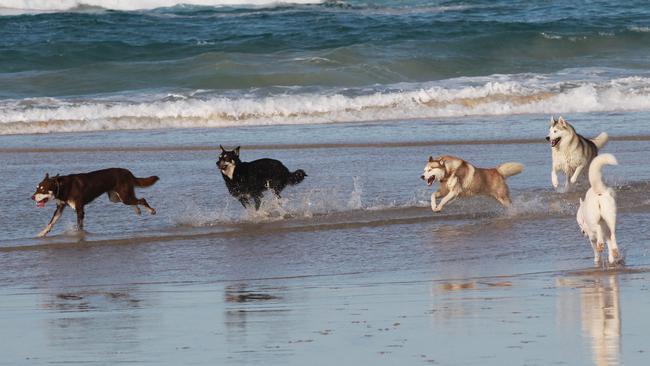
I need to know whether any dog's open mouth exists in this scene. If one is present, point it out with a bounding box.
[426,176,436,186]
[550,137,561,147]
[36,197,48,208]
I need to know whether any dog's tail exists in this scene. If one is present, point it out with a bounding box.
[590,132,608,149]
[589,153,617,194]
[288,169,307,185]
[134,176,160,188]
[496,162,524,178]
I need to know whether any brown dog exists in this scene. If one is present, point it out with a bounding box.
[421,155,524,212]
[31,168,159,237]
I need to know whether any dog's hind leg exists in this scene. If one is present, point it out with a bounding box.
[589,237,601,265]
[496,195,512,208]
[602,207,620,264]
[38,203,66,237]
[119,186,156,215]
[595,223,606,254]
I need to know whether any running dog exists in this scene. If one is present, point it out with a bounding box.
[576,153,620,265]
[546,116,608,190]
[217,145,307,210]
[420,155,524,212]
[31,168,159,237]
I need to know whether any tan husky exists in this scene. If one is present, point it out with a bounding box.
[421,155,524,212]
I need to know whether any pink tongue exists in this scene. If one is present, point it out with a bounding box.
[37,201,45,208]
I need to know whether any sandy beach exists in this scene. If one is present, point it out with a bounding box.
[2,115,650,365]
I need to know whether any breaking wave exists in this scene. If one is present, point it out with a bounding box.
[1,70,650,135]
[0,0,323,14]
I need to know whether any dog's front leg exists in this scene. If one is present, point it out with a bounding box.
[431,188,446,210]
[430,191,439,211]
[238,197,250,208]
[76,205,85,231]
[38,204,65,237]
[551,169,559,189]
[570,164,585,184]
[432,190,458,212]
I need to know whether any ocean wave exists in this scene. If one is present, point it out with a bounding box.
[0,0,323,14]
[1,70,650,135]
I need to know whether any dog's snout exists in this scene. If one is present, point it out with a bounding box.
[420,175,425,180]
[545,136,550,141]
[31,194,35,200]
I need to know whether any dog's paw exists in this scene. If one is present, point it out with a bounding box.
[596,242,605,252]
[432,206,442,213]
[37,229,49,238]
[148,208,157,215]
[608,249,623,265]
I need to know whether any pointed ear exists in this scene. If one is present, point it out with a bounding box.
[579,197,583,204]
[45,173,49,180]
[234,146,240,156]
[219,145,225,152]
[549,116,556,126]
[428,156,434,163]
[54,173,59,178]
[558,116,566,126]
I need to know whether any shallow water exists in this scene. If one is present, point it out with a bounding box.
[2,113,650,365]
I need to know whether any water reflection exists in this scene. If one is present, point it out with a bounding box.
[43,287,144,360]
[558,272,621,366]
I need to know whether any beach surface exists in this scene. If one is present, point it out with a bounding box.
[2,115,650,365]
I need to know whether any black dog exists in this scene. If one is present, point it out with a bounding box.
[217,145,307,210]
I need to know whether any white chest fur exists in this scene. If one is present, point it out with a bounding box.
[58,199,76,210]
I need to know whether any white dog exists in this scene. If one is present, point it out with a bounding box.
[576,153,620,265]
[546,116,608,190]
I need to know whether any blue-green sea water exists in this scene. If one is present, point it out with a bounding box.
[0,0,649,134]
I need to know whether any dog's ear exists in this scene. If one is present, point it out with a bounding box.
[219,145,225,152]
[557,116,566,127]
[579,197,583,204]
[44,173,49,180]
[54,174,59,178]
[428,156,434,163]
[549,116,556,126]
[234,146,241,156]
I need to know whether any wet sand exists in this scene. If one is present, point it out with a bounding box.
[2,114,650,365]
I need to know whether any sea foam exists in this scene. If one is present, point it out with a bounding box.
[1,71,650,135]
[0,0,322,13]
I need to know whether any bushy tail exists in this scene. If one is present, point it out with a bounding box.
[134,176,159,187]
[589,153,617,194]
[288,169,307,185]
[496,162,524,178]
[591,132,608,149]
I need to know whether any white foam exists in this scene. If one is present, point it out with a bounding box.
[629,26,650,33]
[0,0,323,13]
[2,70,650,135]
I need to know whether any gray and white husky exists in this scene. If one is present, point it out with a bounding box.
[546,116,608,190]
